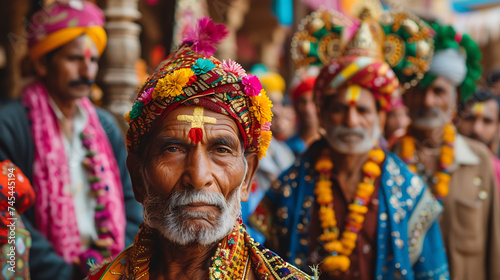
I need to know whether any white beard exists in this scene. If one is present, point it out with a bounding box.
[142,159,247,246]
[412,107,451,129]
[325,119,381,154]
[143,187,242,246]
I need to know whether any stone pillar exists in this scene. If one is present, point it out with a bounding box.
[97,0,141,134]
[210,0,250,61]
[0,0,29,99]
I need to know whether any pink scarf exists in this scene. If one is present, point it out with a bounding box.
[22,81,125,263]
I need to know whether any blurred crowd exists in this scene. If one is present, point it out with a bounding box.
[1,1,500,280]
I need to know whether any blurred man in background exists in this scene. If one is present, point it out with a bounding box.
[0,2,142,279]
[287,76,322,156]
[396,23,500,280]
[456,89,500,198]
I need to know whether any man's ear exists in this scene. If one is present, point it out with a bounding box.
[126,152,146,204]
[240,152,259,203]
[33,56,48,77]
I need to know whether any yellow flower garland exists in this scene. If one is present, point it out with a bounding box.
[314,145,385,274]
[400,123,454,201]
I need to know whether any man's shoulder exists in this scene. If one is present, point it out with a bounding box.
[85,246,133,280]
[460,135,492,162]
[275,139,327,182]
[246,235,312,280]
[95,107,120,132]
[382,152,428,202]
[0,98,28,125]
[383,152,421,181]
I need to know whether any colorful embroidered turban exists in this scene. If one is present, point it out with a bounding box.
[28,1,107,60]
[314,55,399,110]
[126,18,273,159]
[419,22,482,101]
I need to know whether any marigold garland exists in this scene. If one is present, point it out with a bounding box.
[314,145,385,274]
[400,123,455,201]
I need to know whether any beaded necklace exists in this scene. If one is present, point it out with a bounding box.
[209,219,250,280]
[79,130,112,267]
[399,123,455,202]
[118,221,250,279]
[314,144,385,274]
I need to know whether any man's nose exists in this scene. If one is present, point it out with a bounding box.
[79,58,95,80]
[181,149,214,190]
[345,106,361,128]
[423,89,437,108]
[472,120,483,136]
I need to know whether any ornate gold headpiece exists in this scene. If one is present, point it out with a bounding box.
[291,4,435,89]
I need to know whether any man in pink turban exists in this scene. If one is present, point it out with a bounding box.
[0,1,142,279]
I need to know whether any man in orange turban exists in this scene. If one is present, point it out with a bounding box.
[0,1,142,278]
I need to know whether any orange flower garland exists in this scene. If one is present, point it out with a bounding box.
[314,145,385,274]
[400,123,455,201]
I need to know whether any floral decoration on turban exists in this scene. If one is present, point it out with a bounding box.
[126,18,273,159]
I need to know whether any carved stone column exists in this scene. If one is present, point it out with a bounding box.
[0,0,29,99]
[97,0,141,134]
[209,0,250,61]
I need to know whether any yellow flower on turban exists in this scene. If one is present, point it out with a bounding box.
[258,131,273,159]
[153,68,195,99]
[249,90,273,125]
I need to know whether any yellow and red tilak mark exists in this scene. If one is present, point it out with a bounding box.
[177,107,217,143]
[83,35,93,60]
[345,85,361,106]
[472,102,485,116]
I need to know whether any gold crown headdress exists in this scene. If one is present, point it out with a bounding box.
[291,2,435,89]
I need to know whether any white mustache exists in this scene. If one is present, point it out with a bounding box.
[333,126,367,139]
[171,190,226,210]
[325,119,381,154]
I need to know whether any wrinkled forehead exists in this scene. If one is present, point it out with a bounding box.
[149,106,243,142]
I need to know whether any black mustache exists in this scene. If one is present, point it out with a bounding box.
[69,80,94,87]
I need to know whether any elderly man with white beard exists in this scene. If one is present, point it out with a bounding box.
[85,18,311,280]
[393,23,500,280]
[250,54,449,280]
